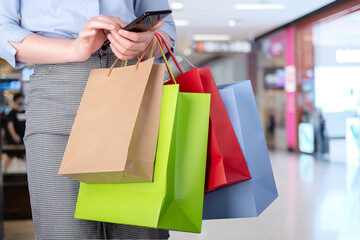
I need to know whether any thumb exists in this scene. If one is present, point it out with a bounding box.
[149,20,164,31]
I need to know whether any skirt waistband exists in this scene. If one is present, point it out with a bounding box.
[91,46,115,57]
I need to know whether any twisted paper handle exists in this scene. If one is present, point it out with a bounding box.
[107,38,155,76]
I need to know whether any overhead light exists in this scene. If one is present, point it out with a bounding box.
[228,20,237,27]
[234,3,285,10]
[193,34,231,41]
[171,2,184,10]
[174,20,189,26]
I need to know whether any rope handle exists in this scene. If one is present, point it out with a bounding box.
[154,34,177,84]
[107,37,155,76]
[154,33,196,72]
[154,33,183,74]
[161,35,195,69]
[135,38,155,70]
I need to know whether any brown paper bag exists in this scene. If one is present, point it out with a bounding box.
[58,57,165,183]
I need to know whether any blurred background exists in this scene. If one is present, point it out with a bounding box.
[1,0,359,239]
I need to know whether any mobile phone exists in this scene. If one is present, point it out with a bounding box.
[101,10,172,49]
[124,10,172,32]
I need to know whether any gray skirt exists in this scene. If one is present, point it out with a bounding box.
[24,48,169,240]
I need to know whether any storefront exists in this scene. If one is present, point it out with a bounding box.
[0,59,32,229]
[254,0,360,159]
[295,0,360,160]
[254,29,289,151]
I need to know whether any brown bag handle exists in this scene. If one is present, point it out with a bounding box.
[107,38,155,77]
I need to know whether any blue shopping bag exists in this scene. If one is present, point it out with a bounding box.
[203,80,278,219]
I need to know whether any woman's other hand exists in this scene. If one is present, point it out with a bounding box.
[107,20,164,60]
[73,15,126,61]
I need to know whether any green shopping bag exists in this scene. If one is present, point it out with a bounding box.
[75,84,210,233]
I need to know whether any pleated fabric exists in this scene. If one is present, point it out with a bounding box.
[24,48,169,240]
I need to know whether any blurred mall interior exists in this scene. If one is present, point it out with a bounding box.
[1,0,360,239]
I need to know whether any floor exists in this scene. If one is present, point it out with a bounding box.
[2,151,360,240]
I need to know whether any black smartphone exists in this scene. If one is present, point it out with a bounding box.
[102,10,172,49]
[124,10,172,32]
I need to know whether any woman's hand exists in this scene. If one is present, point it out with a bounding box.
[11,15,170,65]
[72,15,126,61]
[107,20,164,60]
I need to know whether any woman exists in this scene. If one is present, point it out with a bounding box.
[0,1,176,239]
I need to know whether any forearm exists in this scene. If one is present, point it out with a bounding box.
[10,29,174,64]
[7,122,18,140]
[10,33,79,64]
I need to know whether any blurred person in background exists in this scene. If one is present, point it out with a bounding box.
[266,112,276,150]
[3,92,26,173]
[0,1,176,239]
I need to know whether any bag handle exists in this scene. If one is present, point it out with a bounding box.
[107,37,155,77]
[161,35,195,69]
[154,34,177,84]
[154,33,183,74]
[154,33,195,72]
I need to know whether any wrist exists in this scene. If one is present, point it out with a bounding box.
[67,39,89,62]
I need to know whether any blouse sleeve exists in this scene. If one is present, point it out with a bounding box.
[0,0,33,69]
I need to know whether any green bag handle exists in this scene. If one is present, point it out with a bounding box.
[154,34,177,84]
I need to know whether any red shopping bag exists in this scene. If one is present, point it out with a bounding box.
[156,34,251,193]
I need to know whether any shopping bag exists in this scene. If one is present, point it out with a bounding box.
[156,33,251,193]
[75,84,211,233]
[203,81,278,219]
[59,43,164,183]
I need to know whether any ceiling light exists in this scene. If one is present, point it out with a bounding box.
[234,3,285,10]
[228,20,237,27]
[171,2,184,10]
[193,34,231,41]
[174,20,189,26]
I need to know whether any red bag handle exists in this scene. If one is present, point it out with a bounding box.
[154,34,177,83]
[154,33,184,74]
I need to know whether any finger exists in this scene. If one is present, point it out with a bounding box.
[111,32,139,51]
[149,20,164,31]
[109,43,133,60]
[85,18,116,31]
[97,15,120,30]
[108,33,139,54]
[117,29,151,43]
[79,29,97,38]
[111,17,127,29]
[103,29,110,36]
[97,15,126,30]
